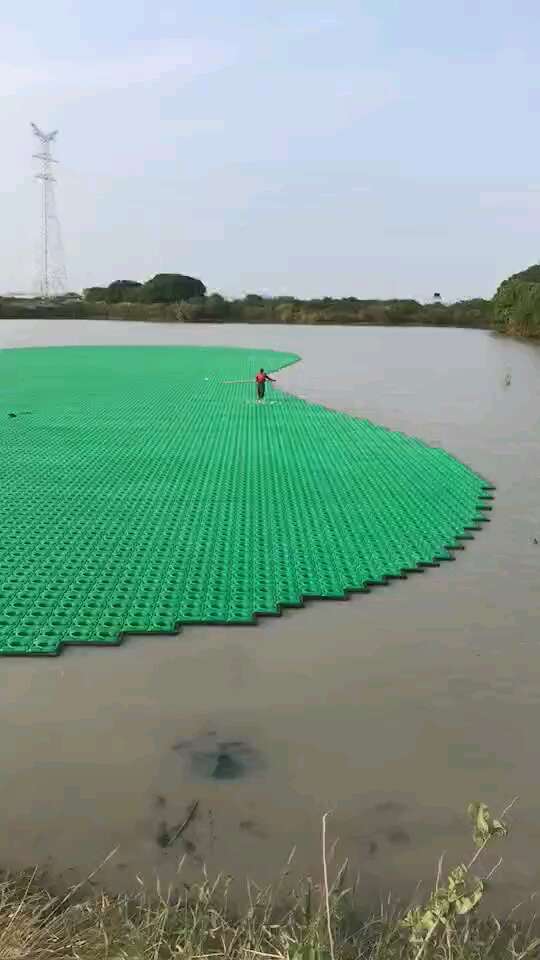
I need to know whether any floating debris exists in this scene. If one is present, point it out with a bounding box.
[155,800,199,849]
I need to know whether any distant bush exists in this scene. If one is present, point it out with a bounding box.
[105,280,142,303]
[385,300,422,324]
[0,299,97,319]
[83,287,109,302]
[138,274,206,304]
[83,274,206,306]
[83,282,142,304]
[243,293,265,305]
[93,301,180,322]
[201,293,230,320]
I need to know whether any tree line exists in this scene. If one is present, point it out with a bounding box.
[77,274,494,329]
[2,265,539,338]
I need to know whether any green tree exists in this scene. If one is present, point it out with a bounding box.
[83,287,109,302]
[106,280,142,303]
[385,300,422,324]
[139,274,206,303]
[204,293,230,319]
[507,263,540,284]
[493,262,540,337]
[493,277,540,336]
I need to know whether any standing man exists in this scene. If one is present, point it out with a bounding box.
[255,368,275,403]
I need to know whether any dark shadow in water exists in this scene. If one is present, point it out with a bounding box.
[172,732,264,781]
[239,819,267,839]
[385,827,411,845]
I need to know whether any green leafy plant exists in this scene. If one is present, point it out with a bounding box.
[402,799,515,958]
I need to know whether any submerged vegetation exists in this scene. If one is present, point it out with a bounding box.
[2,263,540,338]
[1,801,539,960]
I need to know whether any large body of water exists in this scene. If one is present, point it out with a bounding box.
[0,318,539,912]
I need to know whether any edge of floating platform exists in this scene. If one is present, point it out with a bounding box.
[1,481,495,657]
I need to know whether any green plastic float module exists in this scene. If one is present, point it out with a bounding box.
[0,345,493,656]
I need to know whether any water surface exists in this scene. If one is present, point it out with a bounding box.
[0,319,539,911]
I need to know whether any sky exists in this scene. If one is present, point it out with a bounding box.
[1,0,540,300]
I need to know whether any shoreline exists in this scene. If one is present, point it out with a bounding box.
[0,313,513,334]
[2,804,538,959]
[3,307,537,339]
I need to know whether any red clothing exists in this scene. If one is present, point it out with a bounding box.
[256,372,268,383]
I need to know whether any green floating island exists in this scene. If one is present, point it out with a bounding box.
[0,345,493,656]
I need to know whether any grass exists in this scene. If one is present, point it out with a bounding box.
[1,803,540,959]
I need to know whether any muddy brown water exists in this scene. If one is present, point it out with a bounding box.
[0,318,539,913]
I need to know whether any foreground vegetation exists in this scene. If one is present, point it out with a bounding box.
[1,802,539,960]
[2,263,540,338]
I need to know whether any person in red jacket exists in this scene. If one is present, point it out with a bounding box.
[255,368,275,403]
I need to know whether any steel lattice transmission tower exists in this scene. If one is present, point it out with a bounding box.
[31,122,67,298]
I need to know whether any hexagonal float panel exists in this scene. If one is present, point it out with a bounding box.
[0,346,493,655]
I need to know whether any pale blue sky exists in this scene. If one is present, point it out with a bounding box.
[2,0,539,299]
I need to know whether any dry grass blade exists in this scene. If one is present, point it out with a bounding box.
[166,800,200,848]
[322,812,336,960]
[0,800,538,959]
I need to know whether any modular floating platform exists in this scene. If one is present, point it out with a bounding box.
[0,345,493,655]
